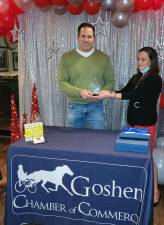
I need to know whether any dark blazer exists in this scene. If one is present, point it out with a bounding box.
[117,73,162,126]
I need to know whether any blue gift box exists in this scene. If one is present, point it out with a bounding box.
[119,127,150,140]
[115,127,150,153]
[115,137,149,153]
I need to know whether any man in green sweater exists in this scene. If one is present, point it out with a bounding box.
[58,22,114,129]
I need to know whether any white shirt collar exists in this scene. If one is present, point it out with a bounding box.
[76,48,95,57]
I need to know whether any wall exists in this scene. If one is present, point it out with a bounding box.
[0,37,18,72]
[0,37,18,135]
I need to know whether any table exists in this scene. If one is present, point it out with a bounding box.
[6,126,153,225]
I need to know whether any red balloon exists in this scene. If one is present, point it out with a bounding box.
[67,3,83,14]
[83,0,100,15]
[0,11,17,30]
[152,0,162,10]
[0,0,9,14]
[51,0,67,6]
[0,27,6,37]
[33,0,51,8]
[9,0,24,14]
[135,0,153,11]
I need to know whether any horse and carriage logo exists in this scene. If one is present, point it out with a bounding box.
[15,164,74,195]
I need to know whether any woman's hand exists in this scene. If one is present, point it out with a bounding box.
[98,90,116,98]
[98,91,122,99]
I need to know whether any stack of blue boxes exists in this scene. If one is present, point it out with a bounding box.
[115,127,150,153]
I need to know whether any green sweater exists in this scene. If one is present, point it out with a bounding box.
[58,49,114,104]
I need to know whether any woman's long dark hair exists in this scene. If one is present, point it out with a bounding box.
[137,47,160,84]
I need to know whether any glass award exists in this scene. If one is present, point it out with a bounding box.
[89,79,100,96]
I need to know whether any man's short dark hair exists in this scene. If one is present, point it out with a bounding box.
[78,23,95,36]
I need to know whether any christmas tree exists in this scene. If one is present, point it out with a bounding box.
[10,95,21,143]
[30,83,41,123]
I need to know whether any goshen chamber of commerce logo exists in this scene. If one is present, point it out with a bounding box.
[14,164,74,195]
[12,162,144,225]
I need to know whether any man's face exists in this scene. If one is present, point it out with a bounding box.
[77,27,95,52]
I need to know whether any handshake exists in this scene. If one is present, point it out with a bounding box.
[80,90,121,100]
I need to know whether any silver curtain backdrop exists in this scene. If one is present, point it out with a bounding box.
[18,6,164,132]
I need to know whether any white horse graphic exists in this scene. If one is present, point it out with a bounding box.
[16,164,74,195]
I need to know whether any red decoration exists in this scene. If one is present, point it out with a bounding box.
[83,0,100,15]
[0,0,162,21]
[8,0,24,14]
[30,83,41,123]
[22,113,27,135]
[0,27,6,37]
[10,95,21,143]
[0,0,162,24]
[67,3,83,15]
[135,0,153,11]
[151,0,162,10]
[0,11,17,30]
[160,94,164,109]
[0,0,9,14]
[51,0,68,6]
[33,0,51,8]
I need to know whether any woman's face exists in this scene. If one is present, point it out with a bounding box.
[137,51,151,70]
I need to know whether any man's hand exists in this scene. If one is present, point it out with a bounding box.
[80,89,100,100]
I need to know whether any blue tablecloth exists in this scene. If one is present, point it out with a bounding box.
[6,126,153,225]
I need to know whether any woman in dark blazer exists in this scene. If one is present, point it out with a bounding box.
[99,47,162,204]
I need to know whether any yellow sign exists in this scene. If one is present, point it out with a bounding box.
[24,122,45,143]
